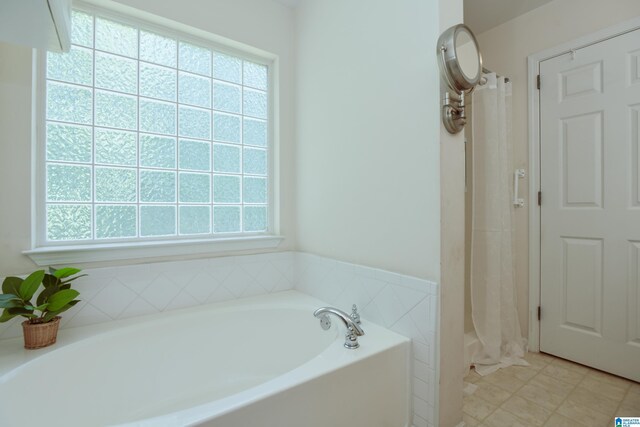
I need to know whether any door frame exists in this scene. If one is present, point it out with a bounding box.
[527,16,640,352]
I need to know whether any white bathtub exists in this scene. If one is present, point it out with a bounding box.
[0,291,410,427]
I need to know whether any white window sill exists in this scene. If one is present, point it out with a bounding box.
[23,235,284,266]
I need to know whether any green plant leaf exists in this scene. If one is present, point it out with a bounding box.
[52,267,82,279]
[42,300,79,322]
[35,303,49,311]
[42,274,60,289]
[46,289,80,312]
[18,270,45,301]
[8,307,37,319]
[36,284,60,306]
[0,309,17,323]
[60,274,87,284]
[0,294,21,309]
[2,277,23,296]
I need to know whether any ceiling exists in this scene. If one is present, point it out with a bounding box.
[464,0,555,34]
[273,0,555,34]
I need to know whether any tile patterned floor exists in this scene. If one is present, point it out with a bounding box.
[463,352,640,427]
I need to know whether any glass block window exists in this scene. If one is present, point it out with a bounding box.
[43,9,270,243]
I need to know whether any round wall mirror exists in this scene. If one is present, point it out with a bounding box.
[437,24,482,92]
[437,24,483,134]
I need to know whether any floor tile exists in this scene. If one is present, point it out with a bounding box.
[548,357,591,375]
[483,408,529,427]
[541,363,586,385]
[501,395,552,426]
[482,370,526,393]
[516,383,566,411]
[466,370,483,384]
[529,373,575,398]
[622,388,640,407]
[588,369,634,389]
[524,352,555,370]
[616,400,640,417]
[473,381,513,406]
[566,385,621,417]
[556,399,611,427]
[543,413,584,427]
[462,413,482,427]
[463,394,497,421]
[505,365,539,382]
[580,375,628,402]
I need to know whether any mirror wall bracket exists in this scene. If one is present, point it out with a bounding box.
[437,24,483,134]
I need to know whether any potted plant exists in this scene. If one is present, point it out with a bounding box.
[0,267,84,349]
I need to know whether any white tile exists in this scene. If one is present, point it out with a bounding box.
[413,396,433,423]
[391,284,427,312]
[160,259,206,288]
[255,262,287,292]
[239,260,269,279]
[360,299,385,326]
[183,272,218,302]
[72,275,112,302]
[359,275,387,301]
[374,268,402,285]
[410,298,433,339]
[111,264,157,294]
[413,340,430,364]
[141,276,181,311]
[119,297,157,319]
[371,285,406,327]
[65,304,112,328]
[0,320,24,339]
[413,414,429,427]
[399,274,431,292]
[271,277,294,293]
[414,359,428,382]
[90,279,138,319]
[413,377,429,401]
[390,312,425,344]
[165,290,200,311]
[222,268,254,298]
[241,280,267,298]
[207,285,235,304]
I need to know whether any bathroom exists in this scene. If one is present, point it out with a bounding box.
[0,0,639,426]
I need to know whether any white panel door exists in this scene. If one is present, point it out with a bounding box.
[540,29,640,381]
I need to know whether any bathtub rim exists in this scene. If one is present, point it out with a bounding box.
[0,290,411,426]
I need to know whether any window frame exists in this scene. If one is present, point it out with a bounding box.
[26,1,282,265]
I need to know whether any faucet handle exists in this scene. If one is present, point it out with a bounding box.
[350,304,361,324]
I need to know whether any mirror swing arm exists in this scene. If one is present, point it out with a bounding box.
[437,24,483,134]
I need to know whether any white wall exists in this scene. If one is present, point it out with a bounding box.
[438,1,466,425]
[295,0,441,282]
[475,0,640,338]
[0,0,297,276]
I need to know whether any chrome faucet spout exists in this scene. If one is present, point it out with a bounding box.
[313,306,365,349]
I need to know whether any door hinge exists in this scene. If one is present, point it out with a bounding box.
[537,191,541,206]
[537,306,541,321]
[536,74,541,90]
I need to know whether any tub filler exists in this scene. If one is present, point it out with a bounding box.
[0,291,410,427]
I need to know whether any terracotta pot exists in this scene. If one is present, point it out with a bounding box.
[21,317,61,349]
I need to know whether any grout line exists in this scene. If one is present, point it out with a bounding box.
[464,353,638,427]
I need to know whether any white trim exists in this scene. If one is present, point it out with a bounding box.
[24,235,284,265]
[526,15,640,353]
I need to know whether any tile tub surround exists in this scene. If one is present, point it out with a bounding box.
[0,252,296,340]
[0,251,439,427]
[295,253,439,427]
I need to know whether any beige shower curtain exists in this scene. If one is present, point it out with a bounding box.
[470,73,527,375]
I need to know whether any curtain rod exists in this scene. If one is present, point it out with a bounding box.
[482,67,510,83]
